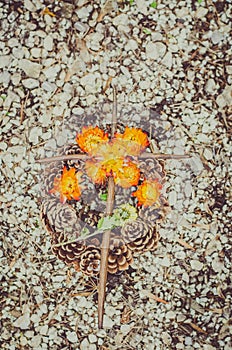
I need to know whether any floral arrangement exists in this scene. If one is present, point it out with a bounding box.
[39,112,174,328]
[41,123,167,275]
[49,126,162,207]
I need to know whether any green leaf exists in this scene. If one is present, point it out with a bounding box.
[97,216,119,231]
[150,1,157,9]
[100,193,108,201]
[197,0,203,3]
[143,28,151,35]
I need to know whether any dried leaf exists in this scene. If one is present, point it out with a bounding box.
[177,238,195,251]
[188,322,208,334]
[120,306,131,324]
[41,7,56,17]
[146,291,169,304]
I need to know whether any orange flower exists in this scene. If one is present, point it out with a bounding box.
[132,179,162,207]
[85,159,107,184]
[115,127,149,156]
[114,160,140,188]
[50,166,82,203]
[76,126,108,154]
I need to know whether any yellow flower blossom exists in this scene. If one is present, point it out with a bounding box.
[76,126,108,154]
[132,179,162,207]
[50,166,82,203]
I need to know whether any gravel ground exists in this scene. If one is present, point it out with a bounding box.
[0,0,231,349]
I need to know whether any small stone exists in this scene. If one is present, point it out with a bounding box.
[44,35,53,51]
[88,334,97,343]
[31,48,42,58]
[195,7,208,18]
[160,256,171,267]
[80,338,90,350]
[226,65,232,74]
[43,65,61,80]
[30,335,42,348]
[22,78,39,89]
[31,313,41,323]
[166,311,176,319]
[168,190,177,206]
[42,81,57,92]
[0,55,11,68]
[162,51,173,69]
[203,148,213,160]
[212,258,224,273]
[146,42,166,60]
[24,0,37,11]
[175,8,189,17]
[39,325,48,335]
[19,59,42,78]
[29,126,42,144]
[112,13,128,27]
[190,260,203,271]
[0,142,7,151]
[76,5,93,19]
[205,78,216,94]
[8,38,19,47]
[211,31,224,44]
[184,181,192,198]
[67,331,78,343]
[103,315,114,328]
[86,32,104,51]
[216,85,231,108]
[125,39,138,51]
[0,71,11,86]
[13,305,30,330]
[11,73,21,85]
[185,337,192,345]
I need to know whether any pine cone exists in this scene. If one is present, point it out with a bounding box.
[78,207,102,228]
[42,161,63,196]
[51,232,86,265]
[139,196,169,225]
[121,219,160,254]
[79,246,101,276]
[138,157,165,183]
[41,197,82,235]
[108,236,133,274]
[62,143,85,170]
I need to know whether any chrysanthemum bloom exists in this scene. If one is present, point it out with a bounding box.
[85,159,108,185]
[115,127,149,156]
[132,179,162,207]
[114,159,140,188]
[76,126,108,155]
[50,166,82,203]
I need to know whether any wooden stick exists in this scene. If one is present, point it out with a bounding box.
[36,154,88,164]
[139,152,191,160]
[98,85,117,329]
[98,176,115,328]
[36,151,190,164]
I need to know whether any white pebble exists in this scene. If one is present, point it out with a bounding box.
[88,334,97,343]
[146,42,166,60]
[19,59,42,78]
[211,31,224,44]
[190,260,203,271]
[67,331,78,343]
[22,78,39,89]
[44,35,53,51]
